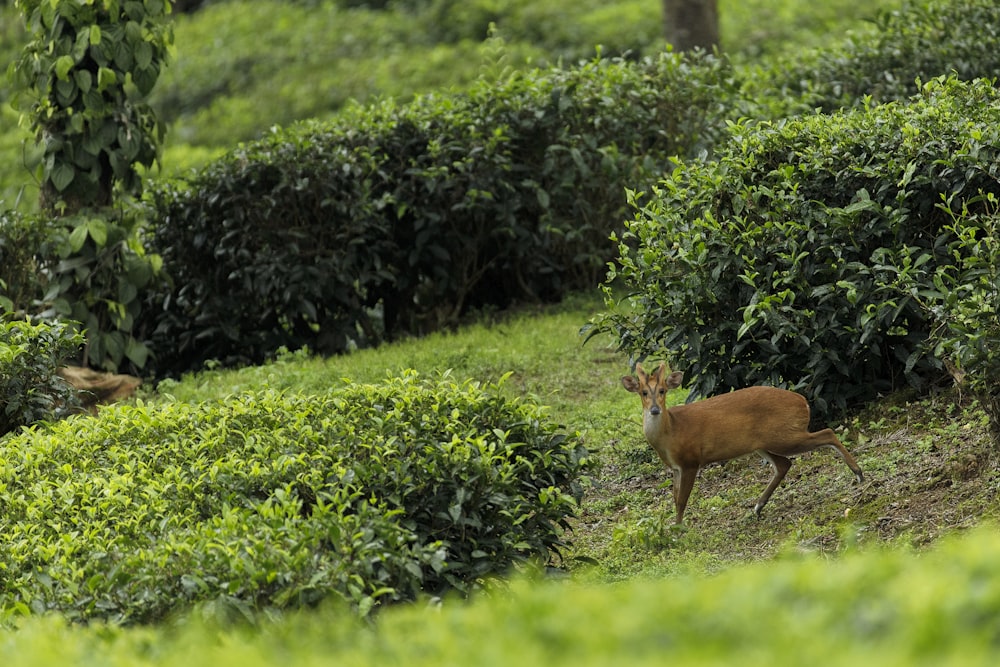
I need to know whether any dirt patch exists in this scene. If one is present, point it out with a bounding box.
[59,366,142,413]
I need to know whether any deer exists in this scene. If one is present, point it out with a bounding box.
[621,362,864,525]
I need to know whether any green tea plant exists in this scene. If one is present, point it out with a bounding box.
[143,49,740,377]
[885,197,1000,444]
[150,0,664,151]
[595,76,1000,417]
[719,0,893,59]
[0,318,82,437]
[752,0,1000,116]
[0,373,587,622]
[8,525,1000,665]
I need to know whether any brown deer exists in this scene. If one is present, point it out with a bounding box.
[621,362,864,525]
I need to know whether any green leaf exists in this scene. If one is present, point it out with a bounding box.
[536,187,551,209]
[124,338,149,368]
[101,330,126,366]
[68,224,88,252]
[134,41,153,70]
[86,218,108,246]
[55,78,77,105]
[74,69,92,93]
[125,256,153,288]
[113,41,134,71]
[97,67,117,92]
[83,88,106,113]
[118,126,141,160]
[118,278,138,304]
[50,163,75,192]
[133,66,158,97]
[54,55,75,80]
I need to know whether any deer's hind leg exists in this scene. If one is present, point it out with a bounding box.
[801,429,865,483]
[754,451,792,516]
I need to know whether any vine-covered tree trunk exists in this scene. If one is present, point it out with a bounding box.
[9,0,172,372]
[12,0,172,215]
[663,0,719,52]
[37,134,114,214]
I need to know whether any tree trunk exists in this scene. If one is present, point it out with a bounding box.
[39,140,114,216]
[663,0,719,52]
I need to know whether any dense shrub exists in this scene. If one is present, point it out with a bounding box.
[1,206,165,373]
[149,0,549,150]
[0,208,50,313]
[39,208,166,372]
[411,0,662,59]
[143,50,740,376]
[0,373,587,623]
[753,0,1000,115]
[150,0,666,151]
[893,205,1000,443]
[10,525,1000,664]
[720,0,895,60]
[0,318,82,437]
[595,76,1000,417]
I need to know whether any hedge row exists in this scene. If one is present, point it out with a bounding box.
[754,0,1000,115]
[9,525,1000,665]
[9,0,997,389]
[0,373,587,623]
[596,76,1000,418]
[141,49,740,376]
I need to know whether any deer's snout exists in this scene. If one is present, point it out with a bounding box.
[649,405,661,416]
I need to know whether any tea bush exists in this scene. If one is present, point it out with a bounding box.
[754,0,1000,115]
[411,0,662,59]
[9,526,1000,665]
[720,0,894,59]
[153,0,654,151]
[891,203,1000,443]
[143,50,740,376]
[0,372,587,623]
[0,318,82,437]
[595,76,1000,417]
[151,0,495,149]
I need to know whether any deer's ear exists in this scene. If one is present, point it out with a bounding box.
[622,376,639,393]
[666,371,683,390]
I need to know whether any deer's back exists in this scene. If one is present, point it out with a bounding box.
[667,386,812,462]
